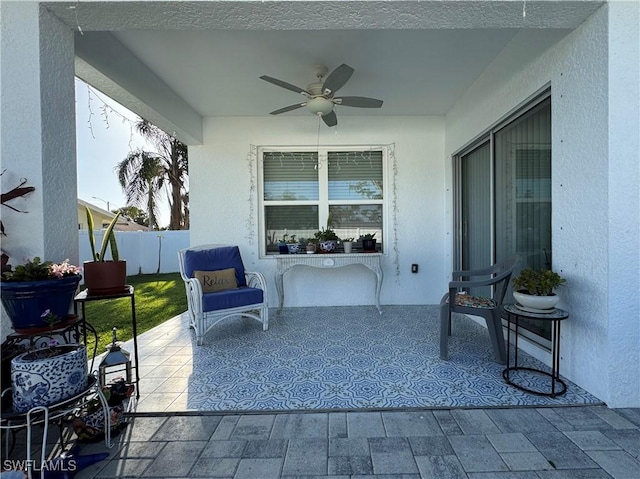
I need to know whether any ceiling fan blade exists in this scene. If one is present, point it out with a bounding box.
[334,96,383,108]
[322,64,354,95]
[322,111,338,127]
[270,103,306,115]
[260,75,310,96]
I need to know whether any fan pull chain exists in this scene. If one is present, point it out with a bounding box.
[316,114,322,169]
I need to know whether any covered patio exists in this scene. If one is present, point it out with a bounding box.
[125,306,600,414]
[1,0,639,415]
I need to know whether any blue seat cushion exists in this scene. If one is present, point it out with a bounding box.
[184,246,247,287]
[202,286,264,312]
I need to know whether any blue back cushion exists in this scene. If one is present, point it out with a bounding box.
[183,246,247,287]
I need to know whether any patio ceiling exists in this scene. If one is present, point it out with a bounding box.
[45,1,603,143]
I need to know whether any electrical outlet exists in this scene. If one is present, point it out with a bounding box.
[411,264,418,273]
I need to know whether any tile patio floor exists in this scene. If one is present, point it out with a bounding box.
[123,306,601,412]
[3,307,639,478]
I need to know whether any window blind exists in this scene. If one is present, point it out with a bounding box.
[495,99,552,271]
[263,152,318,201]
[328,151,383,200]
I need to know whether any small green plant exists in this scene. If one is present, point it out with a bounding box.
[278,234,299,244]
[314,227,340,242]
[1,257,80,282]
[86,206,121,262]
[360,233,376,240]
[513,268,566,296]
[342,237,355,242]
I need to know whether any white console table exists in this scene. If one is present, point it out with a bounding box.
[274,253,383,313]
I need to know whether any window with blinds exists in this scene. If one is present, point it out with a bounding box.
[259,147,386,255]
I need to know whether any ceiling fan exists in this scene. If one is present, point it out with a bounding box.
[259,64,383,127]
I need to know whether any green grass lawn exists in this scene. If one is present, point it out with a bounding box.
[83,273,187,354]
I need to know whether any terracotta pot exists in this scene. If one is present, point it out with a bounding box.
[83,260,127,296]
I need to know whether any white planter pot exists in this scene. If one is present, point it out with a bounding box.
[513,291,560,311]
[11,344,88,413]
[343,242,353,253]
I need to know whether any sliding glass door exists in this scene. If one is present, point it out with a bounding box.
[459,142,492,298]
[495,100,552,272]
[455,94,552,344]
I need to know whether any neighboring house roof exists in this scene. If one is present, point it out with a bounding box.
[78,199,150,231]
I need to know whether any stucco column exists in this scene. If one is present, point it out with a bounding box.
[606,1,640,407]
[0,3,78,337]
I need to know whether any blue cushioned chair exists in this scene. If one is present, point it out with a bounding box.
[178,245,268,345]
[440,255,519,364]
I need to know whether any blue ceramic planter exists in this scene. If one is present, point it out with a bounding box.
[11,344,88,413]
[0,275,81,333]
[278,243,289,254]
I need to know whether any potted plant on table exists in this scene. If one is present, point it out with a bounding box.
[1,257,82,333]
[314,227,340,253]
[301,238,317,254]
[512,268,566,311]
[360,233,377,252]
[10,316,88,413]
[285,234,300,254]
[83,207,127,296]
[341,237,355,254]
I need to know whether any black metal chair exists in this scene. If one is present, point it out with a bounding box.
[440,255,520,364]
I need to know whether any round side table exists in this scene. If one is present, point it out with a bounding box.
[502,303,569,398]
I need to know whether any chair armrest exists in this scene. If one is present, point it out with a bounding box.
[452,264,500,280]
[183,276,203,297]
[449,277,502,289]
[245,271,267,291]
[452,255,520,280]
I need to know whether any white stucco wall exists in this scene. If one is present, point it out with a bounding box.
[605,0,640,409]
[189,115,446,308]
[1,3,78,341]
[445,5,640,407]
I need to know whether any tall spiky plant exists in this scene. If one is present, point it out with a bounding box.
[85,207,121,262]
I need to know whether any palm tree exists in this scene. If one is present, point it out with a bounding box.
[116,119,189,230]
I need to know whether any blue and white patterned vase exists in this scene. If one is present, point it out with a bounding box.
[11,344,88,413]
[319,241,336,253]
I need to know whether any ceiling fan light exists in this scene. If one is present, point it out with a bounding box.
[306,97,334,116]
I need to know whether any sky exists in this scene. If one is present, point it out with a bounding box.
[75,79,170,227]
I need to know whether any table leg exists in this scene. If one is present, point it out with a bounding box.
[275,271,284,311]
[551,319,560,398]
[505,313,512,376]
[131,295,140,399]
[374,268,383,314]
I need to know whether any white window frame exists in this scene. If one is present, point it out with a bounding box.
[257,145,390,258]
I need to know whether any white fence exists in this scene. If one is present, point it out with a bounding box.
[79,230,190,276]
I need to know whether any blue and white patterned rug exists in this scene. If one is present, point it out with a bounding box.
[184,305,601,411]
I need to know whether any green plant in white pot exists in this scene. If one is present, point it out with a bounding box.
[83,207,127,296]
[512,268,566,311]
